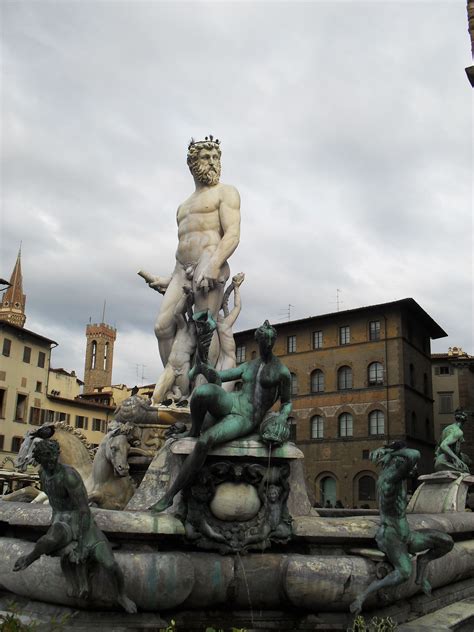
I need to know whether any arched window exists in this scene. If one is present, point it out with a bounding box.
[320,475,336,507]
[311,415,324,439]
[368,362,383,385]
[290,373,298,396]
[311,369,324,393]
[338,366,352,390]
[358,475,376,501]
[339,412,353,437]
[369,410,385,435]
[91,340,97,370]
[103,342,109,370]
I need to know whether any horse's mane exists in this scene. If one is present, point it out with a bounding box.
[48,421,96,460]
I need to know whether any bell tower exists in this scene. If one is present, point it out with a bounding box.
[0,247,26,328]
[83,321,117,393]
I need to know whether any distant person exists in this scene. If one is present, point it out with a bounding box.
[335,500,344,508]
[325,500,333,508]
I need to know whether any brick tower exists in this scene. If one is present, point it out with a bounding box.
[83,321,117,393]
[0,248,26,328]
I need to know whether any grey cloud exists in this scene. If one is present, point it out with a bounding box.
[1,1,472,385]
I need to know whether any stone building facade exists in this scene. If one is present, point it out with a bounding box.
[0,320,115,464]
[432,347,474,463]
[0,253,116,464]
[234,298,447,508]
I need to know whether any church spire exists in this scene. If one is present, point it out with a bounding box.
[0,247,27,327]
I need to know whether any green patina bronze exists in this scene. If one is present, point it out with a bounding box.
[150,319,292,513]
[435,409,471,473]
[350,441,453,615]
[12,439,136,613]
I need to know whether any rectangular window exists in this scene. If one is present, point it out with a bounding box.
[23,346,31,363]
[0,435,4,450]
[362,450,370,460]
[339,326,350,345]
[0,388,6,418]
[287,335,296,353]
[290,373,298,396]
[15,394,27,421]
[11,436,23,452]
[75,415,88,430]
[42,409,54,424]
[2,338,11,357]
[37,351,46,368]
[29,407,42,426]
[35,381,42,393]
[313,331,323,349]
[236,345,246,363]
[438,366,453,376]
[289,420,297,441]
[439,393,453,414]
[92,418,102,432]
[56,411,70,424]
[369,321,380,341]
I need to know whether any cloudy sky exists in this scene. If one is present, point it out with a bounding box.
[1,1,472,387]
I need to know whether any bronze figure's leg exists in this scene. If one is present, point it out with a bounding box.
[93,541,137,614]
[350,527,413,615]
[408,529,454,595]
[150,386,252,513]
[13,523,70,571]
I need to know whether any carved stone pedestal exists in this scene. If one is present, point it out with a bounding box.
[127,434,314,553]
[407,470,474,513]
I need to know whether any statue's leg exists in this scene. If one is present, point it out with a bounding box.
[60,557,89,599]
[408,529,454,595]
[93,541,137,614]
[150,400,250,513]
[154,269,186,366]
[152,364,175,405]
[60,558,80,597]
[349,528,412,615]
[188,384,233,437]
[14,523,69,570]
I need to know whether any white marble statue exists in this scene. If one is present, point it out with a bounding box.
[139,136,241,404]
[208,272,245,392]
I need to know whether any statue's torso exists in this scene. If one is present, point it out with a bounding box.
[176,185,226,265]
[377,472,409,537]
[42,465,87,514]
[234,357,283,423]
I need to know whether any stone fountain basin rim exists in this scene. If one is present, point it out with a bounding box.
[170,436,304,459]
[3,501,474,541]
[0,501,184,535]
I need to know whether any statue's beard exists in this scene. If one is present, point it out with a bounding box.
[191,162,221,186]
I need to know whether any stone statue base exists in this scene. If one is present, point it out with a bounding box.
[127,434,314,553]
[407,471,474,513]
